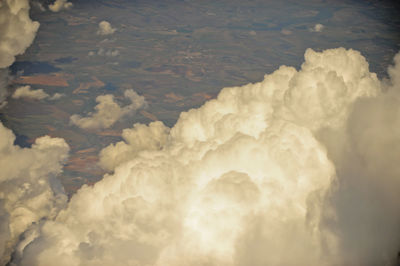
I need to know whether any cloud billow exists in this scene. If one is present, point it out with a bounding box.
[9,48,400,266]
[0,3,68,263]
[0,123,69,265]
[311,23,324,32]
[70,89,147,130]
[97,21,116,36]
[0,0,39,106]
[48,0,73,12]
[12,85,64,101]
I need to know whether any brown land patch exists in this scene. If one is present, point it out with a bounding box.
[15,73,70,87]
[97,130,122,137]
[192,92,213,100]
[65,154,103,176]
[76,148,97,154]
[73,76,105,94]
[165,92,184,102]
[140,110,158,121]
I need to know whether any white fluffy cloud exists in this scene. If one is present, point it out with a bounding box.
[0,0,39,105]
[0,0,39,68]
[90,48,120,57]
[9,48,399,266]
[70,89,147,130]
[316,51,400,265]
[48,0,73,12]
[0,3,68,264]
[11,85,64,101]
[311,23,324,32]
[12,86,48,100]
[0,122,69,265]
[99,121,170,171]
[97,21,116,35]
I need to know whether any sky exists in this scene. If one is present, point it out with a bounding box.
[0,0,400,265]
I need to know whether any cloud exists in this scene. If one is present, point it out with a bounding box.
[0,69,9,107]
[48,92,65,100]
[0,0,39,68]
[0,0,39,105]
[31,1,46,12]
[97,48,120,57]
[281,29,292,35]
[9,48,399,266]
[311,23,324,32]
[88,48,120,57]
[70,89,147,130]
[99,121,170,171]
[316,51,400,265]
[0,122,69,265]
[12,86,49,100]
[11,85,64,101]
[97,21,116,36]
[0,3,69,264]
[48,0,73,12]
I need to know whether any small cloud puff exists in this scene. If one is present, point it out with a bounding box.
[281,29,292,35]
[48,0,73,12]
[249,30,257,36]
[12,86,64,101]
[88,48,120,57]
[70,89,146,130]
[12,86,48,100]
[310,23,324,32]
[49,92,65,100]
[97,48,120,57]
[97,21,116,36]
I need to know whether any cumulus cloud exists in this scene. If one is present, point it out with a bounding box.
[99,121,170,171]
[0,0,39,105]
[8,48,399,266]
[0,69,9,108]
[97,21,116,35]
[31,1,46,12]
[97,48,120,57]
[70,89,147,130]
[88,48,120,57]
[317,51,400,265]
[311,23,324,32]
[12,86,64,101]
[0,122,69,265]
[48,92,65,100]
[48,0,73,12]
[0,0,39,68]
[0,3,69,264]
[12,86,48,100]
